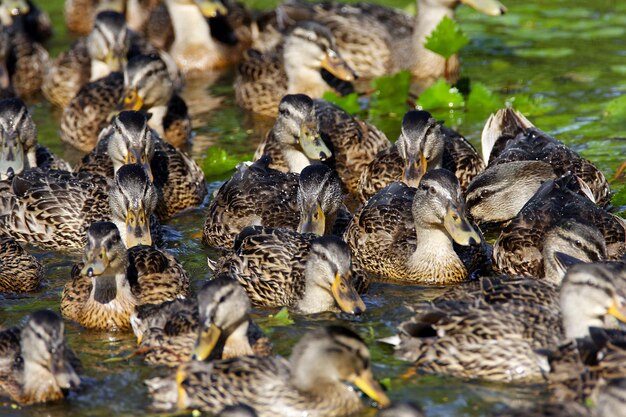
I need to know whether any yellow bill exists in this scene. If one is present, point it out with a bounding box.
[321,49,357,82]
[298,202,325,235]
[351,370,391,408]
[443,203,480,246]
[461,0,507,16]
[331,273,366,315]
[125,207,152,247]
[195,0,228,18]
[402,151,427,187]
[191,323,222,361]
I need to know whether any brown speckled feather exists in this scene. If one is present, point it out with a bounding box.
[0,238,44,293]
[42,39,91,108]
[9,31,49,97]
[216,227,311,308]
[493,175,626,278]
[59,72,124,152]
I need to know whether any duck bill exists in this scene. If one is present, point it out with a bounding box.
[321,49,357,82]
[443,203,480,246]
[0,129,25,179]
[125,147,153,182]
[176,366,189,410]
[195,0,228,18]
[607,295,626,323]
[460,0,507,15]
[331,273,366,315]
[120,88,144,111]
[125,206,152,248]
[299,122,331,162]
[351,370,390,408]
[81,247,109,277]
[298,202,326,235]
[402,152,427,188]
[7,0,30,15]
[191,323,222,361]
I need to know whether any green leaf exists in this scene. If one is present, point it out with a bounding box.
[466,82,502,116]
[322,91,361,114]
[368,71,412,139]
[416,79,465,111]
[202,146,249,178]
[380,377,392,390]
[265,307,295,327]
[611,184,626,207]
[424,16,469,59]
[604,95,626,122]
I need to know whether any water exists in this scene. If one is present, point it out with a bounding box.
[1,0,626,416]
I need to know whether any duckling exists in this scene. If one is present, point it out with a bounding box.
[493,175,625,281]
[345,169,482,284]
[0,98,70,180]
[216,226,365,315]
[131,273,270,366]
[235,21,356,117]
[481,108,610,207]
[0,237,44,293]
[61,221,189,331]
[146,325,390,415]
[43,11,130,109]
[75,111,206,221]
[118,53,190,148]
[358,110,483,203]
[265,0,505,87]
[0,0,49,97]
[150,0,249,75]
[389,262,626,383]
[203,157,346,249]
[0,310,80,404]
[0,163,161,251]
[254,94,390,196]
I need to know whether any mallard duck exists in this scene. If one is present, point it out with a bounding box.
[481,107,611,207]
[265,0,505,88]
[131,273,271,366]
[43,11,130,109]
[388,262,626,383]
[254,94,390,196]
[75,111,206,221]
[0,163,161,251]
[0,98,70,180]
[61,221,189,331]
[203,156,346,249]
[0,237,44,293]
[345,169,482,284]
[146,325,390,415]
[0,0,49,97]
[235,21,356,117]
[357,110,484,203]
[118,53,190,148]
[0,310,80,404]
[146,0,250,76]
[216,226,365,315]
[492,174,625,281]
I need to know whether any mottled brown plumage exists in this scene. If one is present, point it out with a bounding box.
[0,237,44,293]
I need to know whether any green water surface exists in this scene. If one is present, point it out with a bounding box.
[1,0,626,416]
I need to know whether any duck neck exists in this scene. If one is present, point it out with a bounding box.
[283,40,327,98]
[222,321,254,358]
[165,0,220,70]
[409,225,466,284]
[90,59,112,82]
[297,264,336,314]
[21,361,63,404]
[282,145,313,173]
[147,104,168,137]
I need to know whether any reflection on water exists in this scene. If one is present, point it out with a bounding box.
[1,0,626,416]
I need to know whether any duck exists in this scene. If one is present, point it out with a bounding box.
[43,11,130,109]
[0,310,80,404]
[480,107,611,207]
[254,94,390,196]
[357,110,484,203]
[235,20,356,117]
[264,0,506,88]
[0,97,70,180]
[64,0,124,35]
[492,174,625,281]
[117,53,190,148]
[61,221,190,331]
[0,163,162,251]
[147,0,251,76]
[216,226,365,315]
[131,273,271,366]
[345,169,482,284]
[75,111,206,221]
[203,156,347,249]
[0,0,50,97]
[0,237,44,293]
[388,262,626,383]
[146,325,390,416]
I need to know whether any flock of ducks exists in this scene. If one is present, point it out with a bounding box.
[0,0,624,417]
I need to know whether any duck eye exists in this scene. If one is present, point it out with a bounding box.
[575,240,583,248]
[429,186,437,195]
[480,189,493,199]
